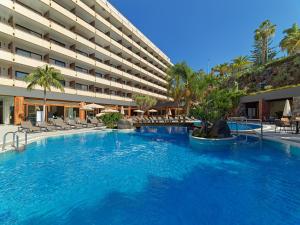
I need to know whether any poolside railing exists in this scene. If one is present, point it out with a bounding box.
[228,117,263,139]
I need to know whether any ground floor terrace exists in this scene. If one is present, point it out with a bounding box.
[239,86,300,121]
[0,94,181,125]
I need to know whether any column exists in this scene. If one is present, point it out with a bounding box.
[14,96,24,125]
[79,102,86,120]
[128,106,131,117]
[258,99,269,121]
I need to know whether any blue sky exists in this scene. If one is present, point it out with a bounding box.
[109,0,300,71]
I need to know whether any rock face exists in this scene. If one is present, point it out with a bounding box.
[208,120,231,138]
[192,120,231,139]
[227,54,300,93]
[117,119,133,129]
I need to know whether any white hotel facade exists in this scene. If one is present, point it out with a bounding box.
[0,0,171,124]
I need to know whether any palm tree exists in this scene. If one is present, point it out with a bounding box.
[132,94,157,111]
[254,20,276,64]
[231,56,252,75]
[24,65,65,122]
[280,23,300,55]
[167,62,202,115]
[212,63,231,76]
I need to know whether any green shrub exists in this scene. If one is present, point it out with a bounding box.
[99,112,122,128]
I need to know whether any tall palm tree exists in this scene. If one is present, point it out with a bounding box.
[24,65,65,121]
[167,62,200,115]
[280,23,300,55]
[212,63,231,76]
[254,20,276,64]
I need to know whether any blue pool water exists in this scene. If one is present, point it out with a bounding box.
[193,121,261,131]
[227,122,261,131]
[0,127,300,225]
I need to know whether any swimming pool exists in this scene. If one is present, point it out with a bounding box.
[0,127,300,225]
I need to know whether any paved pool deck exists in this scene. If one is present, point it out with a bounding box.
[0,125,106,152]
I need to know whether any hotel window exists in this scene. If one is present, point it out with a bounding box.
[95,72,103,78]
[75,83,88,91]
[15,71,28,79]
[50,58,66,67]
[75,66,88,74]
[16,48,42,61]
[95,87,102,93]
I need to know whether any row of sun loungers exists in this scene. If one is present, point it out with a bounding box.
[19,117,105,133]
[132,116,197,125]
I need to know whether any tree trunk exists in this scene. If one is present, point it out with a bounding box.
[43,89,47,122]
[185,100,191,116]
[262,37,268,64]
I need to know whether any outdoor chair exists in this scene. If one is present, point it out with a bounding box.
[38,122,56,132]
[274,119,293,133]
[53,118,72,130]
[157,116,166,123]
[155,116,164,123]
[88,117,105,127]
[75,118,94,128]
[150,117,157,123]
[174,116,181,123]
[65,119,84,129]
[19,121,41,133]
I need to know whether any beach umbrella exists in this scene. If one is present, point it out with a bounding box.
[148,109,158,113]
[120,106,125,115]
[80,105,94,111]
[101,109,119,113]
[283,100,292,117]
[86,103,105,109]
[167,109,172,116]
[96,113,106,117]
[134,109,144,113]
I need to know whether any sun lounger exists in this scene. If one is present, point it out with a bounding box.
[75,118,94,128]
[88,117,105,127]
[174,116,180,123]
[169,117,176,123]
[157,116,166,123]
[148,117,156,123]
[19,121,41,133]
[53,118,72,130]
[156,117,163,123]
[143,117,151,124]
[38,122,56,131]
[65,119,84,129]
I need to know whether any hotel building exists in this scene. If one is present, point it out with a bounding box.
[0,0,171,124]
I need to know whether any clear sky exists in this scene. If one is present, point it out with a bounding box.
[108,0,300,71]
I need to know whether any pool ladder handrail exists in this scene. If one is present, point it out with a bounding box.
[2,131,28,151]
